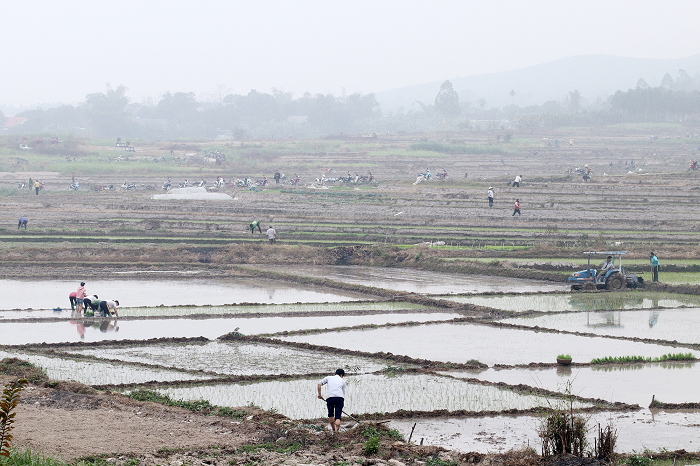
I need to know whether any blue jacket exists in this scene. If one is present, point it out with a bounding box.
[650,255,659,267]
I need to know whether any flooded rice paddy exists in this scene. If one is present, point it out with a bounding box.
[3,265,698,453]
[280,322,697,366]
[257,265,568,294]
[501,308,700,344]
[389,410,700,454]
[0,301,429,320]
[150,373,590,420]
[440,292,700,312]
[0,313,459,345]
[0,350,204,385]
[65,341,394,376]
[0,277,371,310]
[444,362,700,406]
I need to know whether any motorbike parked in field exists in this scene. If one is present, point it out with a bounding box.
[69,182,79,191]
[162,179,172,190]
[121,180,136,190]
[413,169,432,185]
[436,169,448,180]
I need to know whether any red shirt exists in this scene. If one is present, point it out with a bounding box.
[514,201,520,209]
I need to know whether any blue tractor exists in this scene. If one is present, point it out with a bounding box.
[569,251,644,291]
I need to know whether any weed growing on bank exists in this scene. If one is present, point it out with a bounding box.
[128,389,246,418]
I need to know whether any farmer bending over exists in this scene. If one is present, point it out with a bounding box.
[249,220,262,234]
[317,368,346,433]
[18,217,28,230]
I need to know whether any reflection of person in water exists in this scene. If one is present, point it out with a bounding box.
[99,320,119,333]
[70,320,86,339]
[649,311,659,328]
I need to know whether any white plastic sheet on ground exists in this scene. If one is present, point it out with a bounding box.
[151,187,234,200]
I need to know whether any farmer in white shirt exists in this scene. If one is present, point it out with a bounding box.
[317,369,346,432]
[266,225,276,243]
[513,174,522,187]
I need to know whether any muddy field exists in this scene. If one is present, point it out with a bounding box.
[1,132,700,465]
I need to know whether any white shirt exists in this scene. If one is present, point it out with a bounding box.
[106,300,118,310]
[514,175,521,183]
[267,228,276,239]
[487,189,494,198]
[319,375,346,398]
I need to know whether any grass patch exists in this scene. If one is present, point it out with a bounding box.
[128,389,245,418]
[0,358,49,386]
[0,448,66,466]
[237,441,303,454]
[591,353,695,364]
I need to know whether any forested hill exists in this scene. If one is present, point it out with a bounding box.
[375,54,700,111]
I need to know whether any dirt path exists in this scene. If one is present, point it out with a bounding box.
[11,383,274,460]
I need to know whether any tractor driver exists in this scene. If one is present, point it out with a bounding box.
[598,256,614,277]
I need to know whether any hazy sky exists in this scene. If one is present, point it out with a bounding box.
[3,0,700,108]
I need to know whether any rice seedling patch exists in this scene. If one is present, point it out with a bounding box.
[64,341,394,375]
[147,373,592,420]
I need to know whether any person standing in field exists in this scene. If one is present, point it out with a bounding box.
[34,180,41,195]
[488,187,494,208]
[274,170,281,184]
[249,220,262,234]
[76,282,87,316]
[512,199,521,216]
[650,252,659,282]
[317,369,346,433]
[267,225,276,243]
[69,291,78,311]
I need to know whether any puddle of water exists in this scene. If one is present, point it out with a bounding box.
[501,308,700,344]
[389,410,700,453]
[444,362,700,407]
[151,373,590,420]
[0,277,370,310]
[0,301,428,320]
[439,292,700,312]
[280,322,698,365]
[0,313,460,345]
[65,341,394,376]
[0,350,203,385]
[256,265,568,294]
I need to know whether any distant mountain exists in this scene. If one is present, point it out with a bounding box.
[375,54,700,111]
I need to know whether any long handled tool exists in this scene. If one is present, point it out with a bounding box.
[319,396,362,424]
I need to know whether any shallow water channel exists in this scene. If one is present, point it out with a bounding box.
[256,265,568,294]
[0,313,460,345]
[0,277,371,310]
[280,322,698,365]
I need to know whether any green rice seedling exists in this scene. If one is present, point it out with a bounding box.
[363,436,380,456]
[591,353,696,364]
[557,354,572,360]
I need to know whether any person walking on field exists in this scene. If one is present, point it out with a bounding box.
[34,180,41,195]
[650,252,659,282]
[488,187,494,208]
[512,175,522,188]
[249,220,262,234]
[17,217,28,230]
[512,199,521,216]
[267,225,276,244]
[317,369,346,433]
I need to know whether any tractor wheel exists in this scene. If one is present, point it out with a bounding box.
[606,274,626,291]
